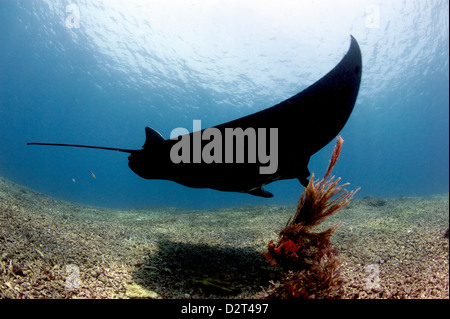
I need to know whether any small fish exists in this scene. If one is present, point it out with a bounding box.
[72,178,76,183]
[88,170,96,179]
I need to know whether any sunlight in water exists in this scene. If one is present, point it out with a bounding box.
[39,0,448,113]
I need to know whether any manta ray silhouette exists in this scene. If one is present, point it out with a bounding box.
[28,36,362,198]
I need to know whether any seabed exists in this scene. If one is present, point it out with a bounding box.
[0,177,448,299]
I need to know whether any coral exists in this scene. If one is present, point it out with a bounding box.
[262,136,359,298]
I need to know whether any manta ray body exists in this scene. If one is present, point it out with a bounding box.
[28,36,362,198]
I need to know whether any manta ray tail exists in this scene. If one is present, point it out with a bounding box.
[26,142,136,154]
[28,127,165,153]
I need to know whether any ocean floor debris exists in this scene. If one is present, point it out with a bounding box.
[125,283,160,299]
[0,176,448,299]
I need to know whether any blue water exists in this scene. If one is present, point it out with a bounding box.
[1,1,448,209]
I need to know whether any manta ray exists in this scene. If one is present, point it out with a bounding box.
[28,36,362,198]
